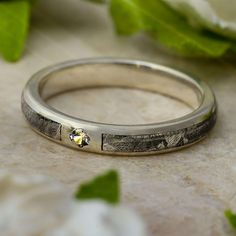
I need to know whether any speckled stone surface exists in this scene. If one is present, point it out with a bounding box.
[0,1,236,235]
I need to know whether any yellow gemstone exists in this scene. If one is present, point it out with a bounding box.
[69,129,90,148]
[73,135,83,145]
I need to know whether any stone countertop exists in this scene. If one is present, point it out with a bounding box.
[0,0,236,235]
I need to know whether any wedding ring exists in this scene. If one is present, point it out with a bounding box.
[21,58,217,155]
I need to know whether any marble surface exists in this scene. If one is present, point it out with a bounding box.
[0,0,236,235]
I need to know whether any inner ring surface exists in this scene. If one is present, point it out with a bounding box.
[39,63,203,126]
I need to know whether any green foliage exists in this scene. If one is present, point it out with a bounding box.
[225,210,236,229]
[0,0,236,61]
[0,0,31,61]
[231,44,236,53]
[110,0,231,57]
[75,170,120,204]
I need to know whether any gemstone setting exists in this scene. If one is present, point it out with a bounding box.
[69,128,90,148]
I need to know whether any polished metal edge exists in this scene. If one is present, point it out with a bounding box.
[102,111,216,152]
[21,98,62,141]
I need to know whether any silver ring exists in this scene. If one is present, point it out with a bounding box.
[21,58,217,155]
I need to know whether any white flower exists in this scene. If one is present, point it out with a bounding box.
[163,0,236,39]
[0,171,146,236]
[50,202,145,236]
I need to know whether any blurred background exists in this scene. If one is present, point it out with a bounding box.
[0,0,236,235]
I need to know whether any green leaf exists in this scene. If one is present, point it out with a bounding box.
[231,44,236,53]
[225,210,236,229]
[75,170,120,204]
[110,0,231,57]
[0,0,31,61]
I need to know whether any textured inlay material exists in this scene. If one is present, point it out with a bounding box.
[102,112,216,152]
[21,98,61,140]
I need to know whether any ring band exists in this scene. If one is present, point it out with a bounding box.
[21,58,217,155]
